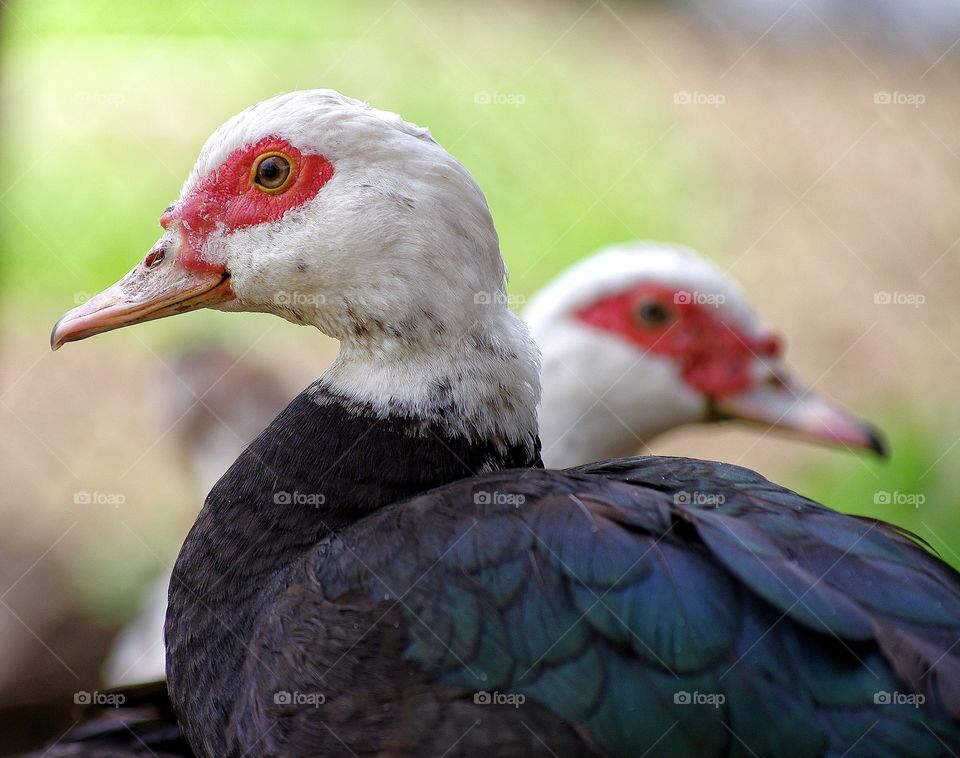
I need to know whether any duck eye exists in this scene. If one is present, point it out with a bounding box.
[252,153,293,192]
[635,300,673,327]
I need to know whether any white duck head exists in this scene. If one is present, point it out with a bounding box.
[52,90,540,455]
[525,242,885,468]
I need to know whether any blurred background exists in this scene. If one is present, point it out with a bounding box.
[1,0,959,752]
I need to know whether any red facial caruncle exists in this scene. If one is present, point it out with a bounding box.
[575,283,782,397]
[50,135,335,350]
[159,136,335,273]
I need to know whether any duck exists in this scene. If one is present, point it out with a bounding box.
[104,242,886,690]
[50,90,959,757]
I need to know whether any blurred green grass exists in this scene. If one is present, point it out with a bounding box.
[796,419,960,569]
[1,0,957,584]
[0,0,729,307]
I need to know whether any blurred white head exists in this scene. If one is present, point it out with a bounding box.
[525,242,884,468]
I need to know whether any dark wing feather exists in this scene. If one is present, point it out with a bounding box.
[236,456,960,757]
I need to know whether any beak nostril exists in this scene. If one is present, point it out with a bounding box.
[144,248,166,269]
[755,333,782,358]
[765,372,787,389]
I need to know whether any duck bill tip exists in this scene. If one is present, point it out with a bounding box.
[51,262,232,351]
[713,380,888,458]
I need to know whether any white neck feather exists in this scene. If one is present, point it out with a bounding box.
[533,319,702,468]
[315,305,542,461]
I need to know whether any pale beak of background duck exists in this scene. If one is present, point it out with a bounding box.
[50,251,233,350]
[712,370,888,456]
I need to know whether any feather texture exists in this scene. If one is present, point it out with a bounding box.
[174,455,960,756]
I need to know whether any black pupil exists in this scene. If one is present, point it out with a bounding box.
[258,156,289,187]
[637,301,670,325]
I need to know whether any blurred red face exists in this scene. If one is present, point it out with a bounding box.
[575,283,782,397]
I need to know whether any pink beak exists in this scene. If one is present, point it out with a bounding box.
[51,244,233,350]
[712,368,887,456]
